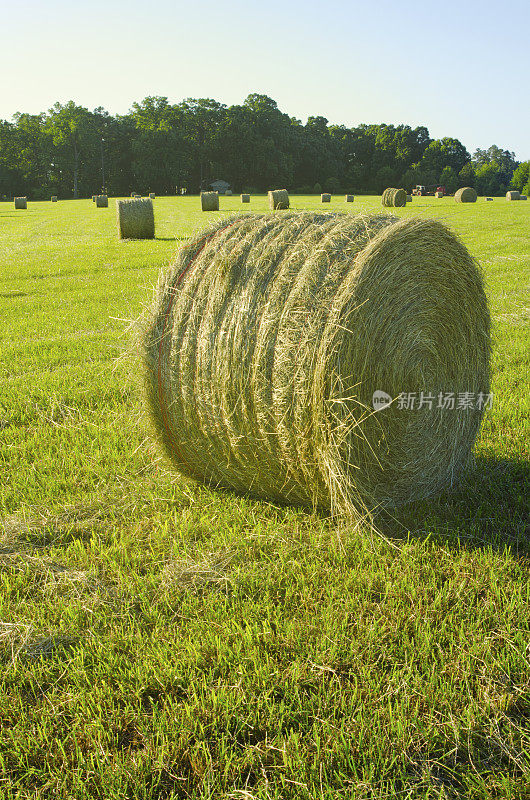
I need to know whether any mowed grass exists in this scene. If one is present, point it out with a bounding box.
[0,195,529,799]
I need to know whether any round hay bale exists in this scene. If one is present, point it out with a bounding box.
[520,195,527,200]
[321,193,331,203]
[454,187,477,203]
[141,211,491,516]
[201,192,219,212]
[406,195,412,202]
[96,195,108,208]
[14,197,27,209]
[506,190,520,200]
[117,198,155,240]
[382,188,407,207]
[268,189,290,210]
[51,196,58,202]
[345,195,354,202]
[241,194,251,203]
[434,191,444,198]
[149,192,156,200]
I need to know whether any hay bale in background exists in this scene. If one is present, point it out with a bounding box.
[241,194,250,203]
[268,189,290,210]
[435,191,444,198]
[92,196,96,202]
[382,188,407,207]
[520,195,527,200]
[345,195,354,202]
[14,197,27,209]
[454,187,477,203]
[117,198,155,240]
[201,192,219,211]
[506,190,520,200]
[486,197,494,201]
[96,195,108,208]
[406,195,412,202]
[142,211,490,516]
[149,192,156,199]
[321,193,331,203]
[51,196,58,202]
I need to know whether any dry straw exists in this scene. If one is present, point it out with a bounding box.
[96,195,108,208]
[345,195,354,202]
[51,196,58,202]
[382,188,407,207]
[117,198,155,239]
[241,194,250,203]
[141,211,491,517]
[455,187,477,203]
[506,190,520,200]
[268,189,290,210]
[201,192,219,211]
[321,193,331,203]
[14,197,27,209]
[149,192,156,200]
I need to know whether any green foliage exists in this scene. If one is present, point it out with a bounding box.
[324,176,340,192]
[458,161,476,188]
[511,161,530,191]
[313,182,322,194]
[440,165,459,193]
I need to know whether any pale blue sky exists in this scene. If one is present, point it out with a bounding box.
[3,0,529,159]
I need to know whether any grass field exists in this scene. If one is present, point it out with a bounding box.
[1,195,529,799]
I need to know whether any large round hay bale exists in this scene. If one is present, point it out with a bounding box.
[506,190,520,200]
[14,197,27,209]
[117,198,155,239]
[51,196,58,202]
[141,212,490,516]
[345,195,354,202]
[268,189,289,210]
[96,195,108,208]
[201,192,219,211]
[454,187,477,203]
[241,194,250,203]
[382,188,407,207]
[321,193,331,203]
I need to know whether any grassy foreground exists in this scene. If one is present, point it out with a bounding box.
[0,195,529,799]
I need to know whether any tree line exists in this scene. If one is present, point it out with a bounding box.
[0,94,527,200]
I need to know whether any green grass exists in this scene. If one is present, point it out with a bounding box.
[0,195,529,799]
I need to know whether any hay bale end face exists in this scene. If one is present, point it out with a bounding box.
[454,187,477,203]
[51,196,58,202]
[345,195,354,202]
[95,195,108,208]
[141,211,491,517]
[382,188,407,207]
[14,197,27,209]
[201,192,219,211]
[268,189,290,210]
[506,190,520,200]
[321,193,331,203]
[149,192,156,199]
[241,194,251,203]
[117,198,155,240]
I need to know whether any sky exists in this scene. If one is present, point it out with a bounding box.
[3,0,529,160]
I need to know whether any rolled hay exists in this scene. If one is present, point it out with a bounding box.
[345,195,354,202]
[321,193,331,203]
[506,190,520,200]
[96,195,108,208]
[435,191,444,198]
[520,195,527,200]
[149,192,156,200]
[14,197,27,209]
[51,196,58,202]
[454,187,477,203]
[382,188,407,207]
[406,195,412,202]
[201,192,219,212]
[268,189,290,210]
[241,194,251,203]
[92,196,96,202]
[141,211,491,516]
[117,198,155,240]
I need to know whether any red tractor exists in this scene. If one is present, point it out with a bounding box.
[412,185,446,196]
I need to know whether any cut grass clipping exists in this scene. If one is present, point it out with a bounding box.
[382,188,406,207]
[345,195,354,202]
[506,190,520,200]
[201,191,219,211]
[116,198,155,240]
[241,194,250,203]
[14,197,27,209]
[268,189,290,210]
[321,193,331,203]
[141,211,491,517]
[95,194,108,208]
[455,187,478,203]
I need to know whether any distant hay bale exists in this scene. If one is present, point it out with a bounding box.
[14,197,27,209]
[268,189,290,210]
[520,195,527,200]
[434,191,444,198]
[201,192,219,211]
[454,187,477,203]
[141,211,491,517]
[406,195,412,202]
[486,197,494,201]
[96,195,108,208]
[51,196,58,202]
[321,193,331,203]
[149,192,156,199]
[382,188,406,207]
[117,198,155,240]
[506,190,520,200]
[345,195,354,202]
[92,196,96,202]
[241,194,250,203]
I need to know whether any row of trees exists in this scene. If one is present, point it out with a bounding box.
[0,95,526,199]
